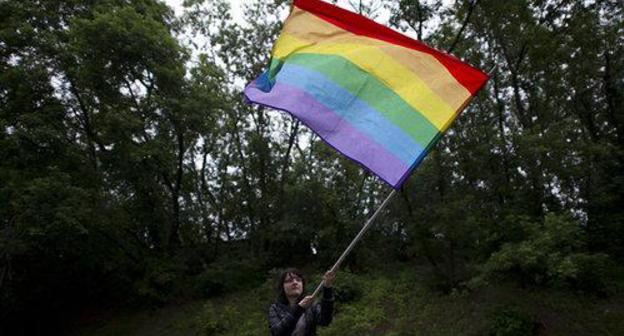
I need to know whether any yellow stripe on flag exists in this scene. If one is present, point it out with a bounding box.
[274,34,460,130]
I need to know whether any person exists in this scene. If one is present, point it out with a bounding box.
[268,268,337,336]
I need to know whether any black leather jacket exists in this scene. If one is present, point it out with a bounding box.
[268,287,334,336]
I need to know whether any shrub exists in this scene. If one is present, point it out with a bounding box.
[134,257,186,305]
[196,303,229,335]
[478,213,612,293]
[331,271,364,304]
[488,308,535,336]
[195,259,264,298]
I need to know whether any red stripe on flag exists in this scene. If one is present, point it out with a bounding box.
[293,0,489,95]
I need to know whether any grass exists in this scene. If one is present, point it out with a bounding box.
[69,265,624,336]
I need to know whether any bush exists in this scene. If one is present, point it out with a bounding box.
[196,284,268,336]
[488,308,535,336]
[195,259,264,298]
[331,271,364,304]
[196,303,230,335]
[478,213,612,293]
[134,257,187,305]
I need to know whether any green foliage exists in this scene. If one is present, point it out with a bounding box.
[477,213,611,292]
[487,308,535,336]
[134,258,188,305]
[319,275,390,335]
[0,0,223,332]
[76,268,624,335]
[195,259,265,298]
[331,271,364,304]
[2,0,624,333]
[196,303,229,335]
[194,277,274,336]
[196,301,266,336]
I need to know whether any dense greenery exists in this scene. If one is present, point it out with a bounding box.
[73,267,624,335]
[1,0,622,334]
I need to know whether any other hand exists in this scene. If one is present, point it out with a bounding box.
[298,295,315,309]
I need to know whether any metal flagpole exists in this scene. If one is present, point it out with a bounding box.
[311,188,398,297]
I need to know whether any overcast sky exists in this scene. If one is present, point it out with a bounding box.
[163,0,386,25]
[165,0,246,21]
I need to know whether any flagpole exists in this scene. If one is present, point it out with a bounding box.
[311,188,398,297]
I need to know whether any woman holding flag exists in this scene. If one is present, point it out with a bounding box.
[268,268,336,335]
[256,0,489,334]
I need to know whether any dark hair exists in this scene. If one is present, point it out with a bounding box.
[276,267,307,304]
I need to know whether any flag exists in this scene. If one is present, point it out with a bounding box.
[244,0,490,188]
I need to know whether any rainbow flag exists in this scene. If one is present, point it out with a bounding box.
[244,0,489,188]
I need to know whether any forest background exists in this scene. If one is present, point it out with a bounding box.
[1,0,623,335]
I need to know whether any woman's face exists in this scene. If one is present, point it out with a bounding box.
[283,273,303,298]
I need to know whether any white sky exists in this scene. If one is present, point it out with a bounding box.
[164,0,390,26]
[165,0,246,21]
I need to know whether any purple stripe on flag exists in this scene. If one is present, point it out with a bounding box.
[244,80,409,187]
